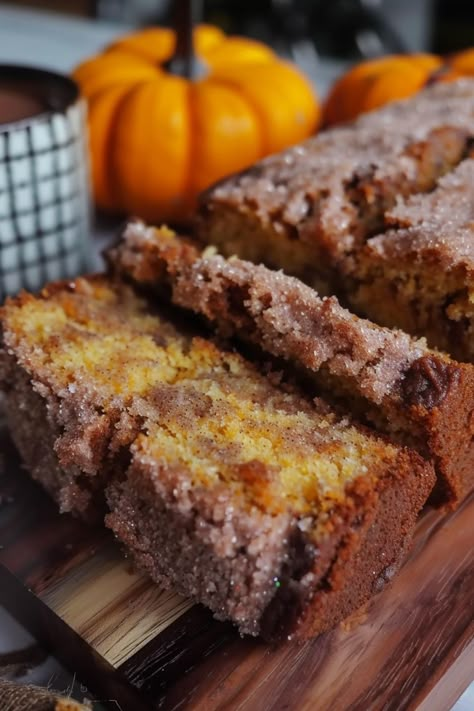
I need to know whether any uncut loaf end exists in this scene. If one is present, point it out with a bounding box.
[196,79,474,296]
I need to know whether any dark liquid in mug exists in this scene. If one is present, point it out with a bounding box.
[0,87,47,125]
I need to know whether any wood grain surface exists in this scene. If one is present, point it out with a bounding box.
[0,430,473,711]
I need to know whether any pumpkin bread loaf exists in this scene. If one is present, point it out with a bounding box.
[108,221,474,507]
[0,275,434,639]
[348,158,474,362]
[197,79,474,293]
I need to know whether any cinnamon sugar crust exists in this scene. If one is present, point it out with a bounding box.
[109,222,474,506]
[197,80,474,289]
[109,223,425,404]
[350,159,474,363]
[106,443,431,640]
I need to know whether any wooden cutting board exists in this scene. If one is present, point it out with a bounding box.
[0,429,473,711]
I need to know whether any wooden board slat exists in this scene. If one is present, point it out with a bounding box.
[0,430,473,711]
[41,541,192,666]
[0,431,191,669]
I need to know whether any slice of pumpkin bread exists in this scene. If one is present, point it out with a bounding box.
[197,79,474,293]
[0,275,434,638]
[0,277,185,520]
[108,221,474,506]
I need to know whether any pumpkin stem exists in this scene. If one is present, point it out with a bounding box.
[166,0,206,80]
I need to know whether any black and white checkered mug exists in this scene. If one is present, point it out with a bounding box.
[0,65,90,300]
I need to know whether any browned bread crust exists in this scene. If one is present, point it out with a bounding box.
[108,222,474,507]
[106,443,431,641]
[0,275,435,638]
[0,281,122,522]
[0,360,108,522]
[286,452,430,638]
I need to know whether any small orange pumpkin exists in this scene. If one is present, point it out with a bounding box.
[73,25,320,222]
[423,47,474,86]
[324,53,442,126]
[448,47,474,77]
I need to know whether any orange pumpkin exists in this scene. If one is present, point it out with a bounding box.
[73,25,320,222]
[448,47,474,76]
[324,53,442,126]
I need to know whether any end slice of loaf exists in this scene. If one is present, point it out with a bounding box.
[0,276,210,520]
[0,275,434,638]
[197,80,474,293]
[109,221,474,507]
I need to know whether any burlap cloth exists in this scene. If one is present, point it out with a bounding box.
[0,679,90,710]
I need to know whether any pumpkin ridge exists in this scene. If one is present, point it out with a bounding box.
[188,77,261,197]
[211,63,319,154]
[203,37,275,69]
[203,74,267,157]
[107,27,175,65]
[134,74,189,220]
[88,82,139,211]
[73,24,320,222]
[205,74,264,156]
[74,51,157,99]
[194,24,228,65]
[100,81,146,212]
[184,80,196,216]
